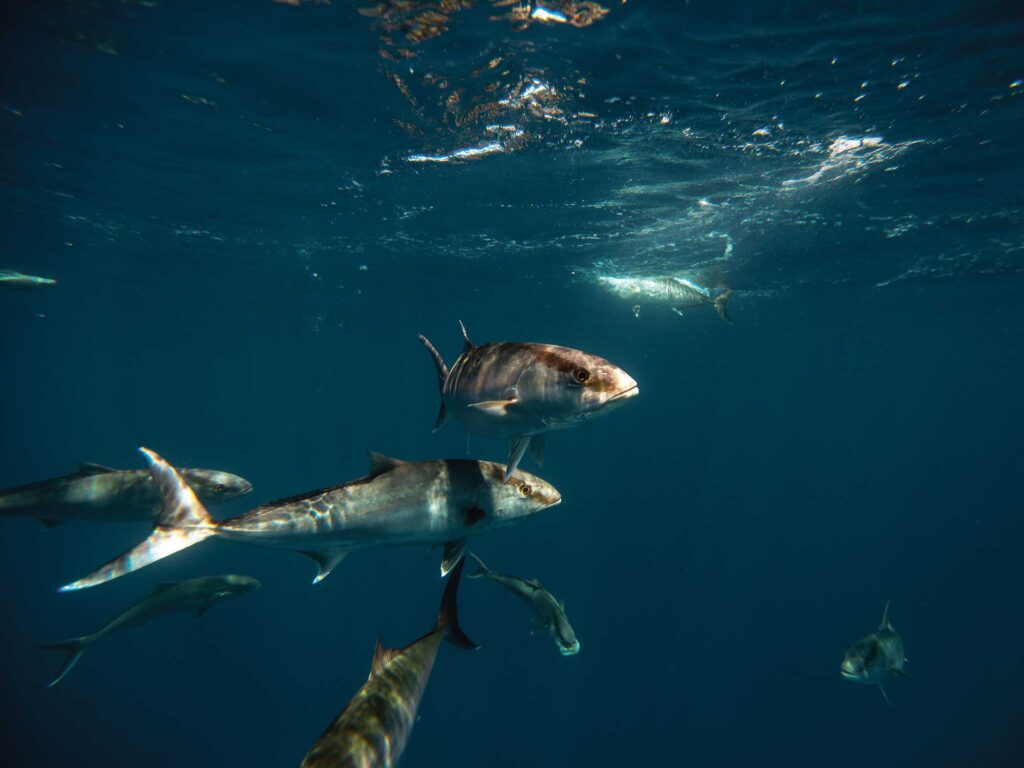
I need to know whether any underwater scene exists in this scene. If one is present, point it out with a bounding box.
[1,1,1022,766]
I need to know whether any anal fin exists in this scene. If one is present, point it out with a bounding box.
[302,550,349,584]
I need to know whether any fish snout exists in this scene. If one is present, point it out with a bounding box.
[840,659,859,679]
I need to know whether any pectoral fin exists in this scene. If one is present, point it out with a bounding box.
[302,550,349,584]
[468,398,518,416]
[505,435,531,480]
[528,433,546,468]
[441,539,468,576]
[878,684,891,706]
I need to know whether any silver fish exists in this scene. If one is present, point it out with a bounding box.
[468,553,579,656]
[60,448,561,591]
[0,462,252,527]
[598,275,732,323]
[841,600,907,704]
[0,269,57,289]
[40,574,260,686]
[419,322,638,479]
[300,559,476,768]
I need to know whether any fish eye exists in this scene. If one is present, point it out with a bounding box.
[520,484,533,497]
[214,483,226,493]
[572,367,591,384]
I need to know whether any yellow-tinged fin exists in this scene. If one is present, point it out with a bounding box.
[369,636,402,679]
[468,398,518,416]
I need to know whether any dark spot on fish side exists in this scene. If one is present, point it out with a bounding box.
[465,506,485,525]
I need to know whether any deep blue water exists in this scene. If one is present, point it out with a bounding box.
[2,1,1023,766]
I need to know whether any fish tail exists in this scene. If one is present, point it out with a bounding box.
[466,552,489,578]
[713,289,733,324]
[58,448,216,592]
[436,559,477,650]
[39,636,90,687]
[417,333,450,432]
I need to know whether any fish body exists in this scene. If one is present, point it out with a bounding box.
[468,553,579,655]
[301,559,475,768]
[841,600,906,702]
[419,323,638,478]
[61,449,561,591]
[597,275,732,323]
[0,462,252,526]
[0,270,57,289]
[40,574,259,686]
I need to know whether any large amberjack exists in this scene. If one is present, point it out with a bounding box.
[598,275,732,323]
[60,448,560,591]
[840,600,907,704]
[0,269,56,289]
[418,323,638,479]
[300,559,476,768]
[41,574,259,686]
[0,462,252,527]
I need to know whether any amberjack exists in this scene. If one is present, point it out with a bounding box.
[60,448,560,592]
[0,269,56,289]
[468,553,579,655]
[840,600,907,704]
[597,275,732,323]
[0,462,252,527]
[419,322,638,479]
[40,574,259,686]
[300,559,476,768]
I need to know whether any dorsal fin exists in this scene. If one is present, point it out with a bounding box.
[880,599,892,630]
[458,320,474,353]
[77,462,116,476]
[368,452,406,478]
[369,636,402,678]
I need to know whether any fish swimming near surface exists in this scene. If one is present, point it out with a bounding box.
[60,447,561,592]
[0,462,252,527]
[40,574,260,687]
[840,599,907,704]
[300,558,476,768]
[0,269,57,289]
[597,275,732,323]
[418,322,639,480]
[467,553,579,656]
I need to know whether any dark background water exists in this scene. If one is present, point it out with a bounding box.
[1,1,1023,766]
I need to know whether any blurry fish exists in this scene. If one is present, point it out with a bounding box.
[300,559,476,768]
[0,270,56,289]
[40,574,260,687]
[0,462,252,528]
[418,322,638,480]
[840,600,907,703]
[468,553,579,656]
[598,275,733,323]
[60,448,561,591]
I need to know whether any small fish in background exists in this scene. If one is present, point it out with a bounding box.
[300,559,476,768]
[468,553,579,656]
[40,574,260,687]
[0,462,252,528]
[59,448,561,591]
[597,275,733,323]
[840,599,907,704]
[0,269,57,289]
[419,322,639,480]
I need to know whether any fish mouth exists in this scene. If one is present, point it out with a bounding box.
[542,496,563,510]
[606,385,639,403]
[840,669,859,680]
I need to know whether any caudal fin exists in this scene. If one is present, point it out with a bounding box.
[713,289,733,324]
[417,334,449,432]
[466,552,489,578]
[436,558,477,650]
[39,637,89,687]
[59,448,216,592]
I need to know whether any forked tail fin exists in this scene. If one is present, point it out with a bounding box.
[417,333,450,432]
[713,289,733,324]
[436,558,477,650]
[39,637,90,687]
[59,448,216,592]
[466,552,490,578]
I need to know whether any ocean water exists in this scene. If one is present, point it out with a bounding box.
[1,0,1022,765]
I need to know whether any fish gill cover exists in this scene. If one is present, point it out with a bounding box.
[0,1,1022,767]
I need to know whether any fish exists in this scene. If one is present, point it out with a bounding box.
[300,558,476,768]
[0,269,57,289]
[60,447,561,592]
[418,322,639,479]
[597,275,732,323]
[40,574,260,687]
[467,552,579,656]
[840,599,907,704]
[0,462,252,527]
